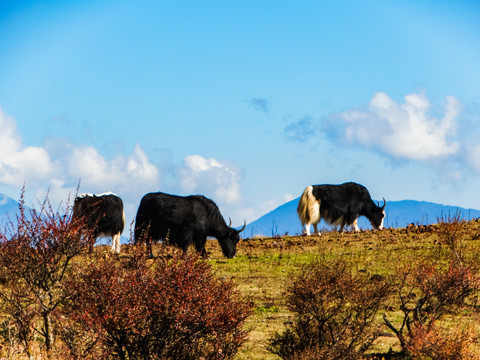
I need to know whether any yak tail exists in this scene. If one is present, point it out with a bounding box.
[297,185,320,226]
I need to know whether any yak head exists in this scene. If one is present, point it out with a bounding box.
[369,198,386,230]
[218,220,246,258]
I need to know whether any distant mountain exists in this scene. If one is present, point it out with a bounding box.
[243,198,480,238]
[0,193,23,228]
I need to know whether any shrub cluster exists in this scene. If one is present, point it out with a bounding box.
[0,190,88,356]
[268,260,391,360]
[0,193,252,359]
[270,250,480,359]
[384,259,480,359]
[404,321,477,360]
[60,252,252,360]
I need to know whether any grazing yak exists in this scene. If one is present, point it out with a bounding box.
[134,191,246,258]
[297,182,385,235]
[72,192,125,253]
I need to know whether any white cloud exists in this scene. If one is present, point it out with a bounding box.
[180,155,242,204]
[0,106,20,156]
[0,106,54,185]
[0,107,161,219]
[67,143,159,194]
[330,92,462,161]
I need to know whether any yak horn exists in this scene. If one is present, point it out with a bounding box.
[228,217,232,227]
[238,220,247,233]
[381,198,386,210]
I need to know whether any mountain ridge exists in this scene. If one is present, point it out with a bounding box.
[0,193,24,227]
[242,198,480,238]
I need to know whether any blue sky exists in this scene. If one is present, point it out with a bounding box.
[1,0,480,228]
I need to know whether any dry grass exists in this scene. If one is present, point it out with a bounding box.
[204,219,480,359]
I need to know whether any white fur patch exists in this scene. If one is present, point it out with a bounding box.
[378,209,385,230]
[78,191,117,198]
[352,219,360,232]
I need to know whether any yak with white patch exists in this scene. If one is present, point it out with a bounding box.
[297,182,385,235]
[134,191,246,258]
[72,193,125,253]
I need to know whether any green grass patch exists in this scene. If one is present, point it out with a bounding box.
[254,305,280,315]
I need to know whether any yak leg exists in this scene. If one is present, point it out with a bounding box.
[334,216,345,233]
[115,234,121,253]
[194,236,208,258]
[111,233,121,254]
[352,219,360,232]
[304,223,311,236]
[176,226,194,256]
[313,223,321,235]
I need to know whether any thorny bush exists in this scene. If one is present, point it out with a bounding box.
[0,189,89,357]
[436,211,468,265]
[404,320,478,360]
[268,259,391,360]
[384,259,480,359]
[61,249,252,360]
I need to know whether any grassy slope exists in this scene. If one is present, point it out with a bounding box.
[204,219,480,359]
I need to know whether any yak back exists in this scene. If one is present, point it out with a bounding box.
[312,182,376,225]
[135,192,228,243]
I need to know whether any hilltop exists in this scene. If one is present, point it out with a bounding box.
[243,198,480,238]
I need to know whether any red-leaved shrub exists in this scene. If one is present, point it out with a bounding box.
[384,260,480,359]
[268,260,391,360]
[61,250,252,360]
[0,190,89,356]
[404,320,477,360]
